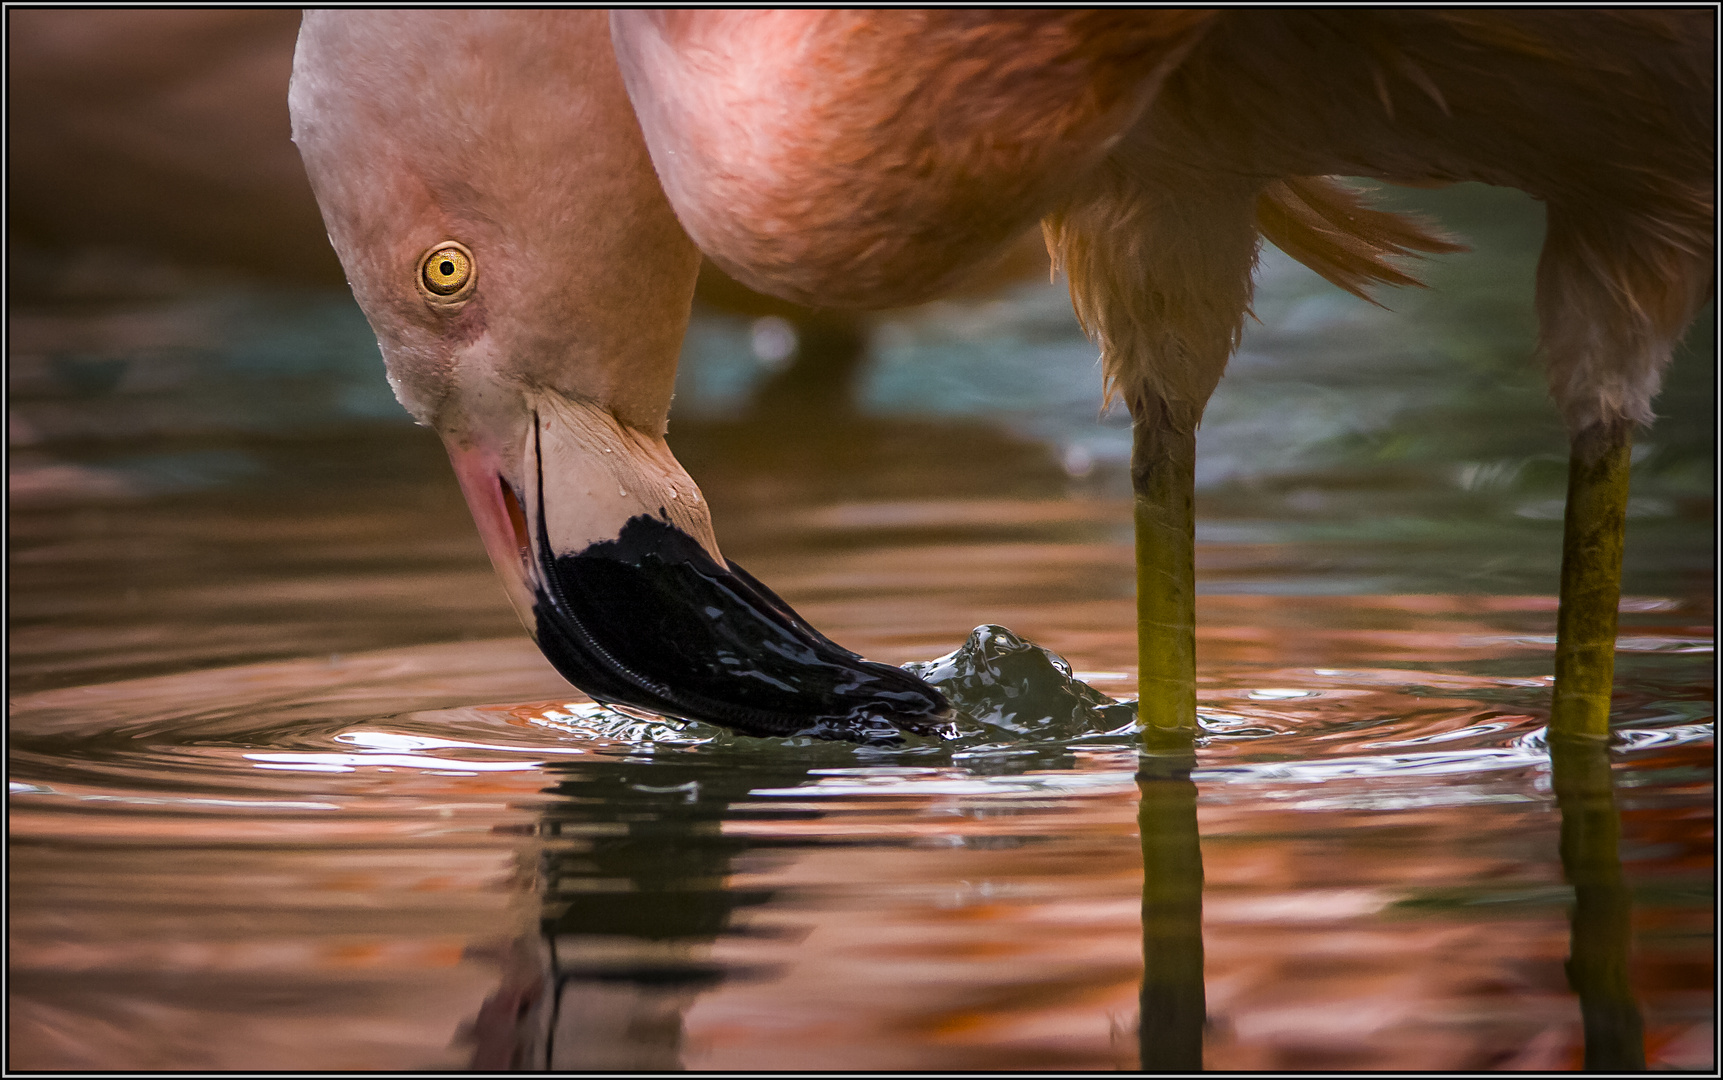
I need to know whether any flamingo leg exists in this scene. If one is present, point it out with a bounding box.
[1044,166,1259,754]
[1549,420,1634,740]
[1131,412,1199,752]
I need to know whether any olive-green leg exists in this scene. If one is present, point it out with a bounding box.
[1133,414,1199,754]
[1549,421,1633,738]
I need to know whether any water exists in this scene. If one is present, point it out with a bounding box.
[8,185,1714,1070]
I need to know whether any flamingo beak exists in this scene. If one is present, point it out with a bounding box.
[442,400,950,742]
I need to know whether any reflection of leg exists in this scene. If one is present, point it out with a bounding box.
[1548,421,1632,740]
[1137,752,1205,1071]
[1550,734,1645,1070]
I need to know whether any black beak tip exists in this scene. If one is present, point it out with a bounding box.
[525,513,956,744]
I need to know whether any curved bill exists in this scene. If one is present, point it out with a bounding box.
[445,399,949,743]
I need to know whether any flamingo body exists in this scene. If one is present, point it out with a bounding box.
[614,10,1713,433]
[291,11,1713,742]
[611,10,1713,743]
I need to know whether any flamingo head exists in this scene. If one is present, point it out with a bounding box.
[288,11,947,740]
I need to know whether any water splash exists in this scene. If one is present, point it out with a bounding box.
[904,624,1140,741]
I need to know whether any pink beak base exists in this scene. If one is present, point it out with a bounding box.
[443,438,538,638]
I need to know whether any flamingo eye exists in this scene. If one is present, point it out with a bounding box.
[421,244,473,295]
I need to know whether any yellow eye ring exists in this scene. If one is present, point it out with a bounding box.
[421,243,473,296]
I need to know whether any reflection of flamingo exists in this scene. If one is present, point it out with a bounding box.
[608,10,1713,744]
[290,12,1712,744]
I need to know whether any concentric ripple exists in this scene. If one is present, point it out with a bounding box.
[8,619,1713,1070]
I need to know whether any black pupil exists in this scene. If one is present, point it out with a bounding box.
[439,260,456,277]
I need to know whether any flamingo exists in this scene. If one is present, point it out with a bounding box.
[289,11,1713,745]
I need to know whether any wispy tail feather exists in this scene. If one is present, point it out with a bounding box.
[1255,176,1468,304]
